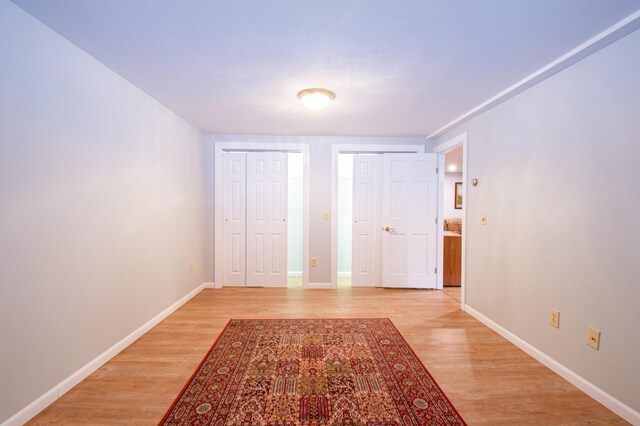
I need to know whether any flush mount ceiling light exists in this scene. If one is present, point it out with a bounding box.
[297,88,335,110]
[448,164,457,172]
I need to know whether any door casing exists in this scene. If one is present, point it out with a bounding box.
[434,132,468,309]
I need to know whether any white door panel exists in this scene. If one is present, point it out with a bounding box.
[223,152,246,286]
[246,152,288,287]
[352,155,382,286]
[382,153,438,288]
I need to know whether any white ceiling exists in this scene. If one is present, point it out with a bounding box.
[11,0,640,136]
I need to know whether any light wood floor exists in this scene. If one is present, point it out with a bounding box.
[29,287,626,425]
[443,285,462,303]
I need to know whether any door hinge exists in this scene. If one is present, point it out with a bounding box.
[436,167,439,174]
[435,217,438,224]
[435,267,438,274]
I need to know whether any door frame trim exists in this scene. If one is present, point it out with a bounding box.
[434,132,468,310]
[214,142,310,288]
[330,144,426,289]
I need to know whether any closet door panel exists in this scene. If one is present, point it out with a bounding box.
[246,152,288,287]
[223,152,246,286]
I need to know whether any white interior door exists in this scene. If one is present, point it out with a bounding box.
[352,155,382,286]
[246,152,288,287]
[223,152,246,286]
[382,153,439,288]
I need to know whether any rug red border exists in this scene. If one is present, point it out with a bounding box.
[158,318,234,425]
[158,317,466,425]
[386,318,466,424]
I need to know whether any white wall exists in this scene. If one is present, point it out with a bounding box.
[205,135,427,284]
[444,172,463,220]
[434,28,640,415]
[0,1,206,423]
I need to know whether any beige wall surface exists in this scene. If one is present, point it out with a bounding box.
[434,28,640,412]
[0,1,206,422]
[204,134,429,284]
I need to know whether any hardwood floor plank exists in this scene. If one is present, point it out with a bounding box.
[28,287,627,425]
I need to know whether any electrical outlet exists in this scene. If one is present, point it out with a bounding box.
[310,257,318,267]
[549,309,560,328]
[189,263,195,273]
[587,327,601,350]
[480,212,487,225]
[323,211,331,220]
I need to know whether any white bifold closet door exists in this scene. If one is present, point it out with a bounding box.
[351,155,382,286]
[246,152,288,287]
[382,153,438,289]
[223,152,246,286]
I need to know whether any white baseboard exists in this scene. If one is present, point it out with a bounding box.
[203,282,217,289]
[464,305,640,425]
[1,283,209,426]
[306,282,333,289]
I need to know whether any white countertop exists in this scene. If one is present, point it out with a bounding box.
[444,231,462,237]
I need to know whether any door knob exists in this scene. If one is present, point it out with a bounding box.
[384,226,395,233]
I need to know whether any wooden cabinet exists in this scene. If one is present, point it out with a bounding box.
[443,233,461,286]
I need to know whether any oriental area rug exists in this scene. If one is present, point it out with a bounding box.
[160,318,465,425]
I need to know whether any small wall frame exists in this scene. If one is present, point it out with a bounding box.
[454,182,463,209]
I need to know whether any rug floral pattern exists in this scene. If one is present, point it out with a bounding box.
[161,318,465,425]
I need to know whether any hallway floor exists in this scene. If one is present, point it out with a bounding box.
[29,287,626,425]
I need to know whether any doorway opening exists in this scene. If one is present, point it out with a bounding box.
[337,153,354,288]
[442,145,464,302]
[434,133,468,308]
[287,152,304,288]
